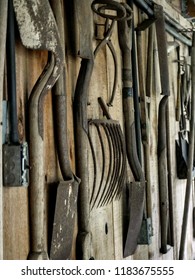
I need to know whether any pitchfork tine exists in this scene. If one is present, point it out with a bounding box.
[91,122,106,209]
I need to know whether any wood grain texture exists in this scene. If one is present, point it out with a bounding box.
[1,0,195,260]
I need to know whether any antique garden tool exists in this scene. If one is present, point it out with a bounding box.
[118,3,146,257]
[74,58,94,260]
[73,2,94,258]
[176,56,194,179]
[154,4,171,254]
[136,18,155,245]
[179,31,195,260]
[13,0,63,260]
[49,0,80,260]
[88,97,126,209]
[74,0,128,259]
[91,0,127,106]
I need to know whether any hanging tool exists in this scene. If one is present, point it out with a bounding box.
[49,0,80,260]
[136,17,155,245]
[0,0,8,260]
[118,2,147,257]
[73,0,95,260]
[13,0,63,260]
[91,0,126,106]
[179,31,195,260]
[88,97,126,209]
[154,3,172,254]
[133,0,192,47]
[127,0,142,163]
[74,0,128,259]
[3,0,29,187]
[176,55,195,179]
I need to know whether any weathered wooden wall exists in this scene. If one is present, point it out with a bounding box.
[0,0,194,260]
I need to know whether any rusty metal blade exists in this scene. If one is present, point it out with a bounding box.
[88,118,126,208]
[13,0,63,260]
[49,0,80,260]
[123,181,145,257]
[118,4,146,256]
[50,179,79,260]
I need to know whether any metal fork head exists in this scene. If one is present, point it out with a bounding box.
[88,119,126,209]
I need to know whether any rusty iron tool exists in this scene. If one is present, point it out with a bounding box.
[74,58,94,260]
[73,2,94,259]
[74,0,128,259]
[179,31,195,260]
[176,56,195,179]
[13,0,63,260]
[118,3,144,184]
[3,0,29,187]
[154,3,171,254]
[127,0,142,164]
[88,97,126,209]
[91,0,127,106]
[118,3,146,257]
[136,19,155,245]
[175,46,188,179]
[49,0,80,260]
[73,0,97,260]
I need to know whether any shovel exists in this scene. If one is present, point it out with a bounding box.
[13,0,63,259]
[49,0,80,260]
[118,3,146,257]
[73,0,95,260]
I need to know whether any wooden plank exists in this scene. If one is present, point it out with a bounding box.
[1,0,195,260]
[154,0,192,29]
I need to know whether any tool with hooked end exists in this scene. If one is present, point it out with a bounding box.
[118,2,147,257]
[49,0,80,260]
[13,0,63,260]
[74,0,129,259]
[91,0,127,106]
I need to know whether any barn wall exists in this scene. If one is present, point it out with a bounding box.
[0,0,194,260]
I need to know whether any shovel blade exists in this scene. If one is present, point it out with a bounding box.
[123,181,145,257]
[50,177,79,260]
[13,0,60,53]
